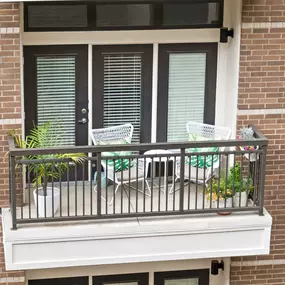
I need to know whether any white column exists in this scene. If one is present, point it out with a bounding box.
[88,44,93,181]
[151,43,159,143]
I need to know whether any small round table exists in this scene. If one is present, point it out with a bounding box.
[143,149,174,193]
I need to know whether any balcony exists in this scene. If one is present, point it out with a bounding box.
[2,126,272,270]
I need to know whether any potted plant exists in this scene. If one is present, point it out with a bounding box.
[228,163,254,207]
[238,126,259,162]
[206,178,233,215]
[13,122,86,218]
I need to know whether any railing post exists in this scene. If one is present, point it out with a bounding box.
[10,154,17,230]
[259,144,267,216]
[97,152,102,217]
[179,148,185,212]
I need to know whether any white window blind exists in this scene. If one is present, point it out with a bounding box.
[167,53,206,142]
[103,53,142,143]
[36,56,76,146]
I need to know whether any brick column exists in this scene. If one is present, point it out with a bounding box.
[231,0,285,284]
[0,3,24,285]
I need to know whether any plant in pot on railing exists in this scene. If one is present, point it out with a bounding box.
[238,126,259,162]
[13,122,86,218]
[228,163,254,207]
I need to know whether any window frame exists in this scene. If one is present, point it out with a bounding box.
[156,43,218,142]
[24,0,224,32]
[154,269,209,285]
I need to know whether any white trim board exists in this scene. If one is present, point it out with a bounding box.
[238,108,285,115]
[22,29,220,46]
[242,22,285,29]
[232,259,285,267]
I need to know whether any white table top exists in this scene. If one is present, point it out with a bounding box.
[144,149,174,162]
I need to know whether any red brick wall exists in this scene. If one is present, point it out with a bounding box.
[231,0,285,284]
[0,3,24,285]
[243,0,285,23]
[239,27,285,110]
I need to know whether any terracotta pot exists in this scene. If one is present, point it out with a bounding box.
[212,198,233,215]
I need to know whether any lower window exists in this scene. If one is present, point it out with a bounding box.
[29,277,89,285]
[93,273,149,285]
[154,270,209,285]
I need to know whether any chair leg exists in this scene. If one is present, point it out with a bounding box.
[93,185,107,202]
[145,179,151,196]
[108,184,121,206]
[169,177,179,194]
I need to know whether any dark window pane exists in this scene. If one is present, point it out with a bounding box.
[28,5,88,28]
[163,3,221,26]
[96,4,153,27]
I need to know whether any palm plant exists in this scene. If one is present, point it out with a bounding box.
[13,122,86,196]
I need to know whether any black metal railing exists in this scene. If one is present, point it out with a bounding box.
[8,126,268,229]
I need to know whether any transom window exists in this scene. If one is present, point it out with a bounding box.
[24,1,223,32]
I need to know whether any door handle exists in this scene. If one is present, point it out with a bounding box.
[78,118,87,124]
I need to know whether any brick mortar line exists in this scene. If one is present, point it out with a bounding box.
[242,22,285,29]
[238,108,285,115]
[0,277,25,284]
[0,27,19,34]
[0,119,22,125]
[231,259,285,267]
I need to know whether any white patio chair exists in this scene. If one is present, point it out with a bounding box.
[171,122,231,191]
[90,124,151,205]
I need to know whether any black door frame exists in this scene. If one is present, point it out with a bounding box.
[92,44,153,143]
[93,273,149,285]
[154,269,209,285]
[156,43,218,142]
[24,45,89,146]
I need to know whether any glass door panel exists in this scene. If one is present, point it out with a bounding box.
[93,45,153,143]
[155,270,209,285]
[93,273,148,285]
[167,53,207,142]
[157,43,218,142]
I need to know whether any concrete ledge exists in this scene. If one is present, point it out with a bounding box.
[2,208,272,270]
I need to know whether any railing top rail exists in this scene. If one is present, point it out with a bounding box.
[250,124,267,141]
[9,138,268,157]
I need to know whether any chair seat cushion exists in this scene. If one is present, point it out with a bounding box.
[116,168,144,182]
[186,147,219,168]
[98,138,132,171]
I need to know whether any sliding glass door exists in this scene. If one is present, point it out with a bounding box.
[93,45,153,143]
[24,45,88,146]
[157,43,218,142]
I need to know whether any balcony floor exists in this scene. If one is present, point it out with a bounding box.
[16,177,254,221]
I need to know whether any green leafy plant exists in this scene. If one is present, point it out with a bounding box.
[12,122,86,195]
[206,178,233,201]
[206,163,254,200]
[228,163,254,193]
